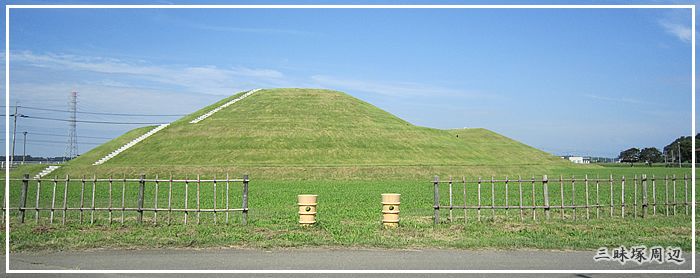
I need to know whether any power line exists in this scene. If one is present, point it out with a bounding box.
[4,106,186,117]
[24,115,169,125]
[22,132,114,140]
[0,138,104,145]
[0,139,103,146]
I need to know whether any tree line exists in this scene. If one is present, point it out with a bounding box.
[618,134,698,166]
[0,155,72,163]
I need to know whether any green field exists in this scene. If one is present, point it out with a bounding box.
[3,88,697,253]
[5,160,696,253]
[4,165,696,252]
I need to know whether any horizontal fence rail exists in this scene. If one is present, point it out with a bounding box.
[4,173,249,226]
[432,174,697,224]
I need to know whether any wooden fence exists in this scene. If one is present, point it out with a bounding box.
[4,173,249,225]
[431,174,697,224]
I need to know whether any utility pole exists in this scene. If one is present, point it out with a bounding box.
[22,132,27,165]
[678,143,682,168]
[10,106,27,166]
[11,106,17,165]
[671,150,675,165]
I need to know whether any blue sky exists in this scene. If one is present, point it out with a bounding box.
[2,1,696,159]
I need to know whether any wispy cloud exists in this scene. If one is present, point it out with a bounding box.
[656,6,695,43]
[184,21,313,35]
[11,51,285,95]
[151,12,313,36]
[583,94,646,105]
[659,20,693,42]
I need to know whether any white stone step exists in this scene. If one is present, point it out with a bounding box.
[34,165,61,179]
[93,123,170,165]
[190,88,261,124]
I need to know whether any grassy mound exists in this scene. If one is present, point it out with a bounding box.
[70,88,569,169]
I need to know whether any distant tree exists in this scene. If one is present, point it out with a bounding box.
[640,147,662,166]
[619,148,641,167]
[697,133,700,163]
[663,135,694,164]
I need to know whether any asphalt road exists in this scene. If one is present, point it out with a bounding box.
[1,248,697,278]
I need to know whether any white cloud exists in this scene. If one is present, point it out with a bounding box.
[659,20,693,42]
[11,52,498,101]
[4,51,296,157]
[11,51,285,95]
[655,6,695,43]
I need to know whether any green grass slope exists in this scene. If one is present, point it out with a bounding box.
[77,88,569,168]
[67,125,156,166]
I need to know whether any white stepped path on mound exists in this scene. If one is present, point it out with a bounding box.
[34,165,61,179]
[92,123,170,165]
[189,88,261,124]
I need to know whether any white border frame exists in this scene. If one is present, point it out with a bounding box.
[4,4,696,275]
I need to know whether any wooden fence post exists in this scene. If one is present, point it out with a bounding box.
[596,175,600,219]
[491,176,495,219]
[213,174,217,224]
[449,177,453,223]
[585,175,590,220]
[168,174,173,225]
[18,173,29,223]
[91,175,96,224]
[634,175,638,218]
[35,178,41,224]
[684,174,688,215]
[572,175,576,221]
[242,174,249,226]
[621,176,625,218]
[642,174,647,218]
[108,175,113,226]
[609,174,614,218]
[64,174,70,225]
[121,174,126,225]
[196,174,201,225]
[532,175,536,221]
[80,175,85,223]
[505,176,509,219]
[543,175,550,221]
[433,176,439,224]
[154,174,159,225]
[184,174,189,225]
[225,173,229,225]
[463,176,467,223]
[478,176,482,221]
[652,175,656,216]
[519,175,524,222]
[561,175,565,220]
[137,174,145,224]
[673,174,677,215]
[665,175,669,216]
[51,175,57,224]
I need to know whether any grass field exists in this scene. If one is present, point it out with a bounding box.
[3,88,697,253]
[3,164,696,253]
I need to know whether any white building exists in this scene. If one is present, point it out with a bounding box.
[568,156,591,164]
